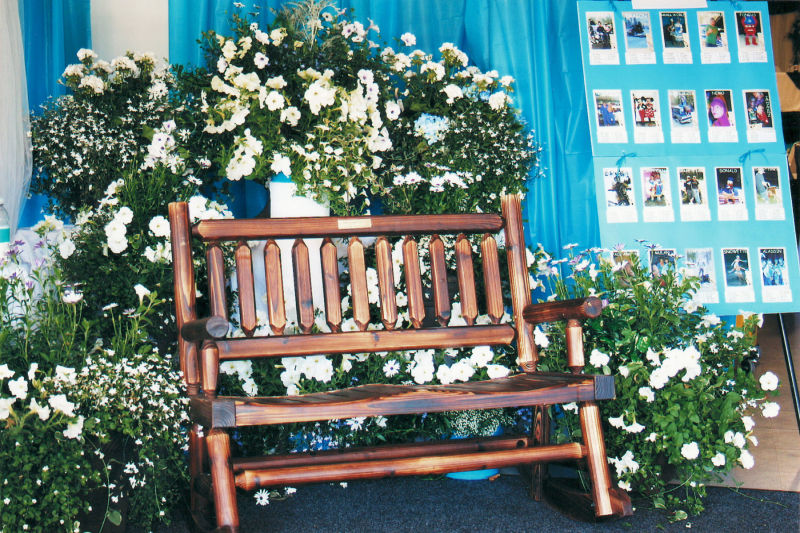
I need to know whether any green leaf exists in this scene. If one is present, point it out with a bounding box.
[107,509,123,526]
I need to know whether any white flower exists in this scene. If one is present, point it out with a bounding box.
[148,215,171,237]
[254,52,269,69]
[646,432,657,442]
[618,480,631,491]
[761,401,780,418]
[742,415,755,432]
[469,346,494,368]
[29,398,50,421]
[758,371,779,391]
[383,359,400,378]
[48,394,76,417]
[27,363,38,380]
[0,364,13,380]
[266,75,287,89]
[271,153,292,177]
[638,386,655,403]
[608,415,625,429]
[263,90,285,111]
[625,422,645,434]
[254,489,270,506]
[55,366,77,385]
[739,449,755,469]
[442,84,463,104]
[488,91,509,110]
[280,106,301,126]
[385,100,401,121]
[63,415,84,439]
[680,441,700,460]
[8,377,28,400]
[589,348,609,368]
[62,289,83,304]
[79,75,105,93]
[58,238,76,259]
[711,452,726,467]
[485,364,510,379]
[0,397,14,419]
[562,402,578,413]
[534,327,549,348]
[400,32,416,46]
[133,284,151,303]
[618,365,629,378]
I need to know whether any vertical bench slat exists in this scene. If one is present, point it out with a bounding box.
[320,238,342,333]
[348,237,370,331]
[235,241,257,337]
[429,235,450,327]
[403,236,425,328]
[455,234,477,326]
[264,240,286,335]
[481,234,504,324]
[207,243,228,321]
[502,195,537,372]
[292,239,315,334]
[375,236,397,330]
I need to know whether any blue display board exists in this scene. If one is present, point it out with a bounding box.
[578,1,800,314]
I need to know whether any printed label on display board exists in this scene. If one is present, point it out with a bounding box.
[743,90,777,143]
[698,11,730,64]
[587,12,621,64]
[722,247,755,302]
[641,166,674,222]
[593,90,628,143]
[752,166,784,220]
[623,11,656,64]
[660,11,693,64]
[668,89,701,143]
[736,11,768,63]
[678,166,711,221]
[603,167,638,222]
[685,248,719,303]
[715,167,748,220]
[759,247,792,302]
[705,89,738,143]
[631,90,665,143]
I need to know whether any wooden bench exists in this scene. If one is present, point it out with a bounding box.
[168,194,631,532]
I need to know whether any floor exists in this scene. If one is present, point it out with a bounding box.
[720,313,800,491]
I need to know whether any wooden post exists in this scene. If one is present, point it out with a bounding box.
[579,401,614,516]
[206,430,239,532]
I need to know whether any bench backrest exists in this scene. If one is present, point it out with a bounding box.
[168,194,537,395]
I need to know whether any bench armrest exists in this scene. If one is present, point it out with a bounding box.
[181,316,230,343]
[522,297,606,325]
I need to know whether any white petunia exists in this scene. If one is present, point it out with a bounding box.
[0,364,13,380]
[271,153,292,177]
[8,377,28,400]
[589,348,609,368]
[58,238,76,259]
[759,371,779,392]
[48,394,76,417]
[680,441,700,460]
[29,398,50,421]
[148,216,171,237]
[63,415,84,439]
[280,106,301,126]
[0,398,15,419]
[742,415,755,432]
[711,452,726,467]
[133,284,151,303]
[485,364,510,379]
[625,422,645,434]
[761,401,780,418]
[400,32,416,46]
[739,449,754,469]
[608,415,625,429]
[534,327,549,348]
[488,91,509,110]
[638,386,655,403]
[442,84,463,104]
[254,52,269,69]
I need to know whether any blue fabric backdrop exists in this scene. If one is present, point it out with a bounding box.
[17,0,91,227]
[169,0,599,253]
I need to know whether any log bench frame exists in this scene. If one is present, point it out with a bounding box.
[168,194,631,532]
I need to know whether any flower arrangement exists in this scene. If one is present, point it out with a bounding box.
[201,1,538,216]
[528,244,779,519]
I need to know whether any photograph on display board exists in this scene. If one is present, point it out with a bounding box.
[735,11,768,63]
[715,167,748,220]
[705,90,738,143]
[593,89,628,143]
[668,89,700,143]
[753,166,785,220]
[743,90,777,143]
[610,249,638,278]
[623,11,656,64]
[660,11,692,64]
[698,10,730,64]
[641,166,674,222]
[631,90,664,143]
[678,166,711,221]
[759,247,792,302]
[685,248,719,303]
[603,167,637,223]
[586,11,620,65]
[649,248,676,278]
[722,247,755,302]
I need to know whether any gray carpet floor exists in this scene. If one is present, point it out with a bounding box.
[144,473,800,532]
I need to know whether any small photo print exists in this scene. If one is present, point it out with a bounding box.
[716,166,748,221]
[587,12,620,65]
[631,90,664,143]
[668,89,700,143]
[736,11,767,63]
[706,89,738,143]
[753,166,784,220]
[603,167,637,223]
[685,247,719,303]
[698,11,730,63]
[760,247,792,302]
[722,247,755,302]
[660,11,692,63]
[678,167,711,221]
[623,11,656,64]
[744,90,776,143]
[593,90,628,143]
[611,249,639,277]
[641,167,674,222]
[649,248,676,278]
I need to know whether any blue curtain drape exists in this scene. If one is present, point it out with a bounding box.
[17,0,91,227]
[168,0,598,253]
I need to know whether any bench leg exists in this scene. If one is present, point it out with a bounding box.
[529,405,550,501]
[207,429,240,532]
[579,401,632,518]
